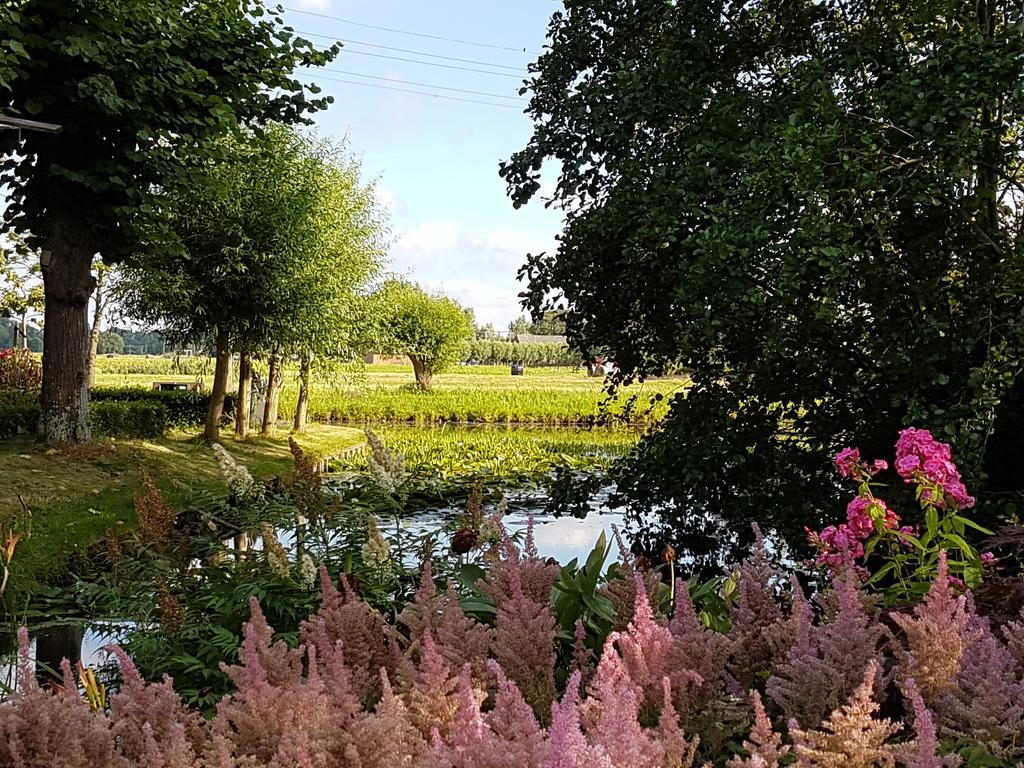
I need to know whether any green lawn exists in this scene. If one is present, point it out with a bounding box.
[0,424,363,598]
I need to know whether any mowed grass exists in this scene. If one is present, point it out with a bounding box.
[0,424,363,598]
[92,358,686,425]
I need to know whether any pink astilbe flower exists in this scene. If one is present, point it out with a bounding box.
[106,644,209,766]
[727,691,789,768]
[542,671,613,768]
[728,526,798,688]
[406,629,460,738]
[895,428,974,509]
[581,641,654,765]
[0,629,125,768]
[435,581,493,683]
[217,633,348,765]
[933,621,1024,759]
[570,619,596,687]
[789,661,899,768]
[483,660,545,766]
[300,566,392,702]
[616,572,676,714]
[346,670,426,768]
[448,665,488,752]
[654,678,700,768]
[598,526,662,630]
[901,679,960,768]
[477,521,559,607]
[493,566,557,720]
[767,571,886,727]
[891,552,980,704]
[397,560,444,642]
[667,578,730,714]
[1002,604,1024,673]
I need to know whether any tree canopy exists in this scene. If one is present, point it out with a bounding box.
[373,280,474,389]
[122,124,386,437]
[503,0,1024,568]
[0,0,338,442]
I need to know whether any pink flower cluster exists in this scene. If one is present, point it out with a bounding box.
[833,447,887,481]
[894,428,975,510]
[811,495,906,570]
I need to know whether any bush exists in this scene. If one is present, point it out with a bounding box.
[90,387,235,428]
[0,390,39,438]
[0,348,42,390]
[90,400,169,438]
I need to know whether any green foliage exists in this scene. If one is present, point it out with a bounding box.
[504,0,1024,570]
[96,332,124,355]
[89,401,169,439]
[372,280,474,388]
[122,125,385,360]
[0,389,38,438]
[90,387,235,429]
[0,0,338,259]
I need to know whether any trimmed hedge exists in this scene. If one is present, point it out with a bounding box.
[90,400,169,438]
[0,388,235,439]
[90,387,235,428]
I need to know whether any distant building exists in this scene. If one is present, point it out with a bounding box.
[364,352,409,365]
[510,333,568,346]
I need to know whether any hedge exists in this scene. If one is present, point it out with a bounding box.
[90,387,235,428]
[0,388,235,439]
[460,340,579,367]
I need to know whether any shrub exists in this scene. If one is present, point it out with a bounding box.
[0,349,42,391]
[90,400,169,439]
[90,387,235,428]
[0,390,38,438]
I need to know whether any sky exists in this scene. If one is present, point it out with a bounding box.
[282,0,563,329]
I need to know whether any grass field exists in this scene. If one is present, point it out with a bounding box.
[92,357,686,425]
[0,424,363,597]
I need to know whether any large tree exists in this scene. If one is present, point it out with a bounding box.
[373,280,474,390]
[121,125,385,440]
[503,0,1024,568]
[0,0,337,442]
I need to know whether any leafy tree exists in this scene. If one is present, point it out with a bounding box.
[528,311,567,337]
[0,233,43,350]
[122,125,384,439]
[373,280,474,389]
[0,0,338,443]
[503,0,1024,569]
[96,331,124,355]
[86,263,119,387]
[508,316,531,336]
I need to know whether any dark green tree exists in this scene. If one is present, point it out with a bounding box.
[0,0,338,442]
[503,0,1024,569]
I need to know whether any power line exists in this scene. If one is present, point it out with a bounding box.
[309,74,522,109]
[325,47,524,78]
[284,6,542,56]
[321,69,526,101]
[294,30,527,72]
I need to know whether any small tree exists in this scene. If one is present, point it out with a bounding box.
[96,331,124,355]
[373,281,474,390]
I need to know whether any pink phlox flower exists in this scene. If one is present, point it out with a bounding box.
[834,447,860,478]
[895,428,975,510]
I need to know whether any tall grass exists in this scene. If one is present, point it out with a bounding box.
[92,356,684,425]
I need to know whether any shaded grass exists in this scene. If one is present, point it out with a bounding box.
[0,424,363,598]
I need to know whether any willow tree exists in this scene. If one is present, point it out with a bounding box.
[121,125,384,440]
[503,0,1024,568]
[372,281,474,390]
[0,0,337,443]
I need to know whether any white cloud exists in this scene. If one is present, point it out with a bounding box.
[289,0,332,9]
[387,220,556,327]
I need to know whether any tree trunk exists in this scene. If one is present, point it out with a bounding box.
[204,329,231,441]
[38,232,95,444]
[261,351,283,436]
[235,351,252,438]
[293,353,311,433]
[86,269,106,388]
[410,354,432,390]
[18,309,28,350]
